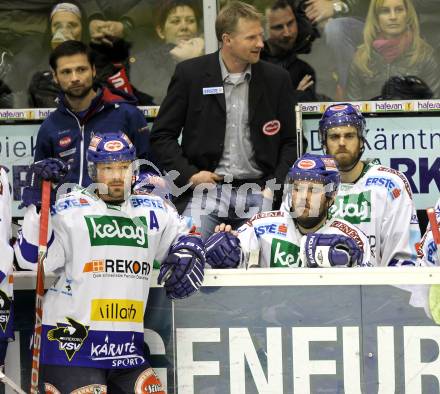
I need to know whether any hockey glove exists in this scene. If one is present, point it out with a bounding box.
[205,231,242,268]
[20,158,68,209]
[158,235,205,299]
[303,233,363,268]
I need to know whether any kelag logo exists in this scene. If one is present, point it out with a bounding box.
[329,191,372,224]
[270,239,301,267]
[84,216,148,248]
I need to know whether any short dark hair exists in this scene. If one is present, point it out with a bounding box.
[49,40,94,70]
[269,0,294,12]
[154,0,202,30]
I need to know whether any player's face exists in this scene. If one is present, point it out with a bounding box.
[53,54,96,99]
[157,5,198,45]
[223,17,264,65]
[266,6,298,51]
[51,11,82,47]
[325,125,362,171]
[291,180,327,225]
[377,0,408,38]
[96,161,133,201]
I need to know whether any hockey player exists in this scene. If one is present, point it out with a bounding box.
[205,154,370,269]
[318,103,420,266]
[417,199,440,266]
[15,132,205,393]
[0,167,14,369]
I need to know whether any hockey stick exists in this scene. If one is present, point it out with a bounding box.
[0,370,26,394]
[427,208,440,263]
[30,180,51,394]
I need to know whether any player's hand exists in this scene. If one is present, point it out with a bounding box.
[205,232,242,268]
[305,0,334,23]
[303,233,363,267]
[189,171,222,188]
[20,159,68,209]
[158,235,205,299]
[297,75,314,91]
[214,223,233,233]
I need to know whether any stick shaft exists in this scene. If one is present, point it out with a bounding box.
[30,180,51,394]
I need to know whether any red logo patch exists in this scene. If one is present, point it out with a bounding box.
[135,368,165,394]
[297,159,316,170]
[391,188,401,199]
[262,120,281,136]
[278,224,287,233]
[330,105,348,111]
[103,140,124,152]
[59,136,72,148]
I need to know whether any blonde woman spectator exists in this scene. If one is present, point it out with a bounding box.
[347,0,440,100]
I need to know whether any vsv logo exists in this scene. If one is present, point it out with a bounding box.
[270,239,301,267]
[329,191,372,224]
[84,216,148,248]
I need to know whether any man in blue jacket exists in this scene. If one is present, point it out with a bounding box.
[34,40,151,187]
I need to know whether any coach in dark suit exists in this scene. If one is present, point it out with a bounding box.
[151,1,297,238]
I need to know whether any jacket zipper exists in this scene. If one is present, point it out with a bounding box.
[66,108,85,186]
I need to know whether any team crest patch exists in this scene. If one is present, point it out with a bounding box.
[47,317,89,361]
[297,159,316,170]
[0,290,11,332]
[262,120,280,135]
[103,140,123,152]
[135,368,165,394]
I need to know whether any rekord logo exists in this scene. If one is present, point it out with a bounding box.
[0,290,11,332]
[90,334,145,368]
[47,317,89,361]
[82,259,151,279]
[84,216,148,248]
[270,239,301,267]
[329,191,372,224]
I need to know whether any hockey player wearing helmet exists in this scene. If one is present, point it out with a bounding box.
[319,103,420,266]
[15,132,204,393]
[204,153,371,269]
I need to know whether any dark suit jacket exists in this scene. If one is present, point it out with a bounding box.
[150,51,297,206]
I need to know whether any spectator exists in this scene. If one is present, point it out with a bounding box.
[318,103,420,266]
[304,0,368,96]
[34,40,151,188]
[261,0,317,102]
[131,0,204,104]
[29,2,88,108]
[29,2,154,108]
[347,0,440,100]
[150,1,297,239]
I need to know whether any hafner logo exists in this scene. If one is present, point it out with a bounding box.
[270,239,301,267]
[328,191,372,224]
[84,215,148,248]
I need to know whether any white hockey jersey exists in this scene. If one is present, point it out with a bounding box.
[417,198,440,266]
[0,168,13,341]
[328,161,420,266]
[15,187,189,369]
[236,210,371,268]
